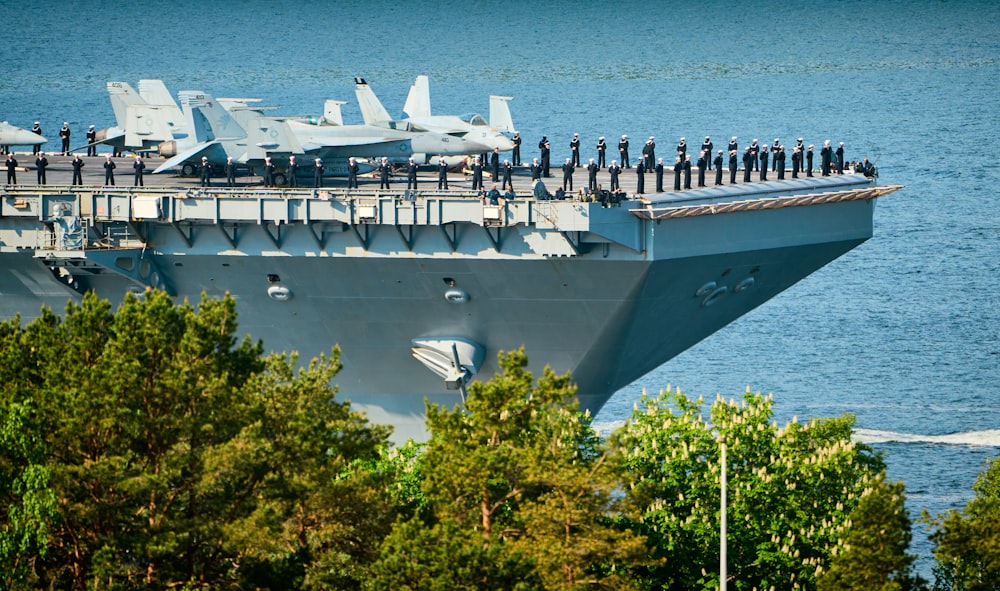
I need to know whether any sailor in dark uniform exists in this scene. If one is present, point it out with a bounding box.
[702,137,714,169]
[596,136,606,168]
[696,151,707,187]
[314,158,325,188]
[643,136,655,172]
[609,160,621,191]
[5,154,17,184]
[618,135,630,168]
[655,158,664,192]
[502,159,513,191]
[71,154,84,185]
[728,150,738,184]
[742,148,752,182]
[836,142,845,174]
[286,156,297,188]
[263,157,275,187]
[791,147,800,178]
[586,158,598,192]
[103,155,116,185]
[200,156,211,187]
[728,136,738,154]
[771,139,780,171]
[471,156,483,190]
[86,125,97,156]
[749,139,759,171]
[806,145,814,177]
[490,147,500,181]
[379,157,392,189]
[31,122,42,155]
[570,133,580,167]
[134,156,146,187]
[794,138,805,162]
[511,132,521,166]
[438,158,449,189]
[35,152,48,185]
[529,157,541,181]
[776,147,786,180]
[347,157,359,189]
[683,155,692,189]
[759,146,769,181]
[714,150,724,185]
[407,158,419,189]
[59,123,71,155]
[225,157,237,187]
[820,140,832,176]
[538,136,550,177]
[635,158,645,194]
[673,157,682,191]
[676,137,687,159]
[561,158,574,191]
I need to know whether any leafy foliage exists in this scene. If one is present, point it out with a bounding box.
[367,348,648,591]
[818,477,921,591]
[612,387,888,591]
[0,291,390,590]
[926,455,1000,591]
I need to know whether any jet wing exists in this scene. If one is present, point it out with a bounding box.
[152,141,227,174]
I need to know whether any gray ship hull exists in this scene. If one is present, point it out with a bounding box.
[1,174,894,440]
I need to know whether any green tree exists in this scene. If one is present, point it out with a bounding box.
[612,387,888,591]
[818,477,921,591]
[926,455,1000,591]
[367,349,648,591]
[0,290,391,590]
[0,398,58,590]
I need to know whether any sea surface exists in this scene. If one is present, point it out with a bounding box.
[2,0,998,577]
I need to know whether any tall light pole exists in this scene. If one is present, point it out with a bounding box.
[720,435,727,591]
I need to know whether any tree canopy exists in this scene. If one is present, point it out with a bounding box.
[0,291,391,590]
[926,455,1000,591]
[611,387,906,591]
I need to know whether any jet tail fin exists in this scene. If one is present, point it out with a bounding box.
[124,105,179,147]
[107,82,146,129]
[178,91,246,142]
[137,79,178,108]
[245,117,304,160]
[324,100,347,125]
[353,77,393,124]
[403,75,432,118]
[489,95,516,133]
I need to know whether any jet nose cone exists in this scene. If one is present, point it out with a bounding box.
[414,133,481,156]
[10,131,46,145]
[493,134,515,151]
[462,138,494,154]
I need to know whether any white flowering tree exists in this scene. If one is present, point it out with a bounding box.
[611,388,891,591]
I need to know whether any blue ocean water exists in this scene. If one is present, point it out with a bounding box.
[3,0,998,576]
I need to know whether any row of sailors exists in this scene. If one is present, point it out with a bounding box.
[529,134,851,178]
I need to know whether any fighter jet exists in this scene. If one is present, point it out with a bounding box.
[153,91,491,182]
[0,121,47,150]
[354,76,517,155]
[75,80,192,156]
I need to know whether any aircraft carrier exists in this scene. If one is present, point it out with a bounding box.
[0,156,900,439]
